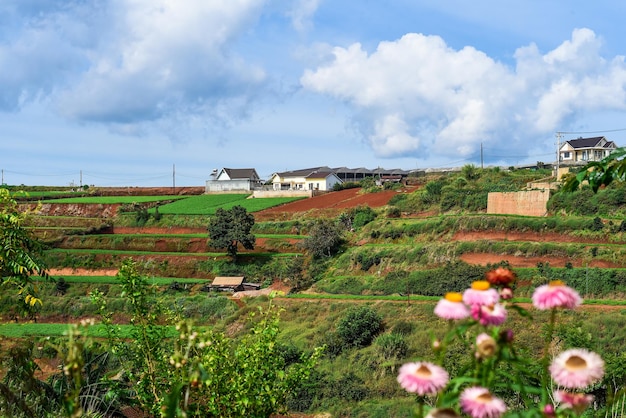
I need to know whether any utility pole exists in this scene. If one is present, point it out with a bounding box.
[173,164,176,194]
[80,170,82,188]
[1,169,3,185]
[480,143,484,169]
[555,132,563,179]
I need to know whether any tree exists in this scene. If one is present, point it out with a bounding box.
[562,147,626,192]
[207,205,255,261]
[301,219,344,258]
[0,188,48,317]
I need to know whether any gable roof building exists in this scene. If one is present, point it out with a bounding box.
[269,166,343,191]
[559,136,617,164]
[206,167,262,193]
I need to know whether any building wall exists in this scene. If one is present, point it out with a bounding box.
[205,179,251,192]
[252,190,312,198]
[487,190,551,217]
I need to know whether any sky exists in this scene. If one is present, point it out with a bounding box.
[3,1,626,187]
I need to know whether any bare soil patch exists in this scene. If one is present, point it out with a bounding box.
[459,253,622,268]
[255,187,411,220]
[453,231,615,244]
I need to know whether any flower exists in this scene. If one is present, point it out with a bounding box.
[463,281,499,306]
[549,348,604,389]
[471,303,507,326]
[435,292,470,320]
[486,267,516,286]
[543,404,556,417]
[554,390,594,415]
[397,362,449,396]
[532,280,582,310]
[476,333,497,359]
[460,386,506,418]
[425,408,461,418]
[499,287,513,300]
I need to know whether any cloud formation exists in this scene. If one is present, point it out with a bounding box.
[301,28,626,162]
[0,1,268,132]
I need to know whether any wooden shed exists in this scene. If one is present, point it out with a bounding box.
[209,276,246,292]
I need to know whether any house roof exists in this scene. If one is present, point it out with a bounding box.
[305,171,337,179]
[564,136,615,149]
[221,168,259,180]
[211,276,245,286]
[274,166,332,177]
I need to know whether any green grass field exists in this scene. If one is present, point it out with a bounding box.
[152,194,305,215]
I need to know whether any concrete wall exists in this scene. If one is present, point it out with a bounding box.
[487,190,551,217]
[252,190,312,198]
[205,179,251,192]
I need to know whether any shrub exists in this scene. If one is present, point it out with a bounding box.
[375,333,409,360]
[336,305,384,348]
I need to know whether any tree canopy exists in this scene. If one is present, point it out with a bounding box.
[207,205,255,260]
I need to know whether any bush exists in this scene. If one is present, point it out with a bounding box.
[336,305,384,348]
[375,333,409,360]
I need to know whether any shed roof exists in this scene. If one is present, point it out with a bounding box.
[212,276,245,286]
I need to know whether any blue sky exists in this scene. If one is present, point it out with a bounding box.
[3,1,626,186]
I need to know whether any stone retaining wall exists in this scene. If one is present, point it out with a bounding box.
[487,190,550,217]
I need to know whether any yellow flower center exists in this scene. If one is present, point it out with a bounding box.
[444,292,463,303]
[415,365,433,378]
[565,355,588,370]
[471,281,490,291]
[549,280,565,287]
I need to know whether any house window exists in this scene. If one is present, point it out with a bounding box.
[563,151,570,159]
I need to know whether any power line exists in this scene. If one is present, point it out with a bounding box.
[557,128,626,135]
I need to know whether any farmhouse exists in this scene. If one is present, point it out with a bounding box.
[559,136,617,165]
[269,167,343,191]
[205,168,262,192]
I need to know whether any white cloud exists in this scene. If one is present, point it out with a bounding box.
[301,29,626,162]
[0,1,269,133]
[287,0,321,32]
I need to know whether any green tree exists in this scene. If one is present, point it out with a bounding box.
[207,205,255,261]
[0,188,48,317]
[301,219,344,258]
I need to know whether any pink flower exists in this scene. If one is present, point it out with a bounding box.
[397,362,449,396]
[549,349,604,389]
[499,287,513,300]
[460,386,506,418]
[532,281,582,310]
[554,390,594,415]
[471,303,507,326]
[475,333,497,359]
[435,292,470,320]
[463,281,499,306]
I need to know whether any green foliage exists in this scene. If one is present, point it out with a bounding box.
[301,219,344,258]
[562,147,626,193]
[162,302,322,417]
[208,205,256,260]
[336,305,384,348]
[375,333,409,360]
[0,188,49,317]
[91,259,173,416]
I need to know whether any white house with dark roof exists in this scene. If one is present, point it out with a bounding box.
[269,166,343,191]
[559,136,617,164]
[205,168,262,192]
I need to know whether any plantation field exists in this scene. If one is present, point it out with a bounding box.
[152,194,306,215]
